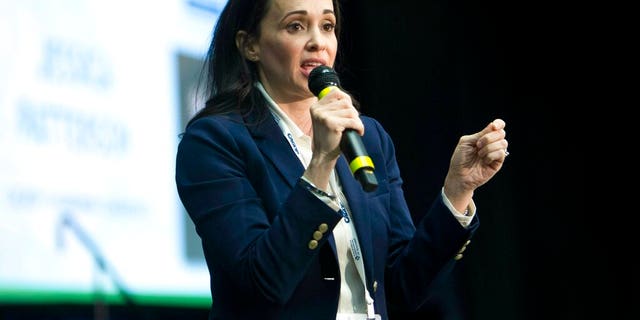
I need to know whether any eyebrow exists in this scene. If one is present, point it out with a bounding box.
[282,9,335,20]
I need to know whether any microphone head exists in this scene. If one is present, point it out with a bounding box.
[308,65,341,96]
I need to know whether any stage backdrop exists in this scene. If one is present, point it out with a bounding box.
[0,0,225,308]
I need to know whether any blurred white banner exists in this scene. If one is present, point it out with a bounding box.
[0,0,222,306]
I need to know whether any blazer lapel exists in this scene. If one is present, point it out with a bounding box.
[246,113,304,189]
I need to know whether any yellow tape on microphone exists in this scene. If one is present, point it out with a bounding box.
[349,156,374,174]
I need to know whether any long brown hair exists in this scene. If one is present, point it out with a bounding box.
[187,0,344,128]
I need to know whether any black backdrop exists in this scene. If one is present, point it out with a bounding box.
[1,0,623,319]
[339,1,618,319]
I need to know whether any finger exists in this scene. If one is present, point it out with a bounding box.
[346,118,365,136]
[482,144,509,165]
[319,86,350,102]
[480,119,505,136]
[478,138,508,159]
[484,150,504,165]
[476,119,507,149]
[330,115,364,135]
[490,118,506,131]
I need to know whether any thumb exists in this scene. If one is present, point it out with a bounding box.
[476,118,505,136]
[490,118,506,131]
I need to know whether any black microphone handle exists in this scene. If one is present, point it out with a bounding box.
[308,65,378,192]
[340,129,378,192]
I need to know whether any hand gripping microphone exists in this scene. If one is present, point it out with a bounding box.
[308,65,378,192]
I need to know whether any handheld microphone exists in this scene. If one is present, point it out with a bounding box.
[308,65,378,192]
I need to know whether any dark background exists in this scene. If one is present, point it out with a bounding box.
[340,0,602,319]
[2,0,622,319]
[338,1,624,319]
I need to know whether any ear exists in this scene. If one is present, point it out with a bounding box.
[235,30,259,62]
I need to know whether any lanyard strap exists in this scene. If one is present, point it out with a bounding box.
[256,82,376,319]
[329,176,376,319]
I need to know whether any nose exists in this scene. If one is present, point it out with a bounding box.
[305,27,326,51]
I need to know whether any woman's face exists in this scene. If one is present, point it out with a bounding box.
[252,0,337,102]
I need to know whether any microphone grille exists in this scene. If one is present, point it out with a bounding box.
[308,65,341,96]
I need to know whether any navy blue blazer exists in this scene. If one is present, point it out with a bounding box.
[175,110,479,320]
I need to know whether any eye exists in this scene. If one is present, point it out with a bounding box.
[322,22,335,32]
[286,22,304,32]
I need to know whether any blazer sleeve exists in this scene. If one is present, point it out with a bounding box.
[361,117,479,311]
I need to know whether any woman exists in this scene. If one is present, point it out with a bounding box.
[175,0,509,319]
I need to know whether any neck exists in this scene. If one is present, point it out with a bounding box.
[278,98,316,136]
[255,81,316,136]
